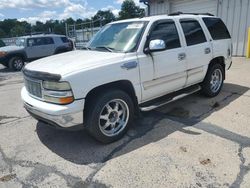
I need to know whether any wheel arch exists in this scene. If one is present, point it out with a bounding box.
[208,56,226,80]
[8,52,27,62]
[84,80,139,117]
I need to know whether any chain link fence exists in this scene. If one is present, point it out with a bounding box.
[65,19,104,49]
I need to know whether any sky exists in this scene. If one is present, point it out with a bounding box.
[0,0,144,24]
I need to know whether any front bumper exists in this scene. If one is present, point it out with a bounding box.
[21,87,84,128]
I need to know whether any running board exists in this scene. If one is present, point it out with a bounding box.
[139,85,201,111]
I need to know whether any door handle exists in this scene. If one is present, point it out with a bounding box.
[121,61,138,70]
[178,53,186,61]
[205,47,211,54]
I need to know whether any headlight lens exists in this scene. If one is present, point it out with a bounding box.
[42,81,74,104]
[43,81,71,91]
[0,51,6,57]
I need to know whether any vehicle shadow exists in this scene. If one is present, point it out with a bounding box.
[36,83,250,165]
[0,67,12,73]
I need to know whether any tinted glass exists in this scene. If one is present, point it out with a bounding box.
[43,37,54,45]
[28,37,54,46]
[27,38,41,46]
[202,17,231,40]
[180,20,207,46]
[61,37,69,43]
[150,21,181,50]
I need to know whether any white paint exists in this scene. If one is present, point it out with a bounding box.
[21,14,232,128]
[149,0,250,56]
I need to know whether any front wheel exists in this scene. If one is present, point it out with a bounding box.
[8,56,24,71]
[201,64,224,97]
[85,90,134,143]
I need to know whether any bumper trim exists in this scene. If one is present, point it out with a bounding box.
[24,102,83,128]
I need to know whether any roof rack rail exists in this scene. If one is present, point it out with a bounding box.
[27,32,55,36]
[168,12,214,16]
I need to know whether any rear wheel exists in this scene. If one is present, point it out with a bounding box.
[85,89,134,143]
[8,56,24,71]
[201,64,224,97]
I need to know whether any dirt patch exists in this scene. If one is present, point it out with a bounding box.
[180,146,187,152]
[0,174,16,182]
[211,102,220,109]
[200,158,211,165]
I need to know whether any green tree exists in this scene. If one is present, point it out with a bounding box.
[119,0,145,20]
[10,25,26,37]
[0,28,6,38]
[92,10,116,27]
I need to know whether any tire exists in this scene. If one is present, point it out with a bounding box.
[8,56,24,71]
[85,89,134,143]
[201,63,224,97]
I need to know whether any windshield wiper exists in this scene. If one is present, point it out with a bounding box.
[81,46,92,50]
[94,46,114,52]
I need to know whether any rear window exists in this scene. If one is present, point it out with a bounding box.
[61,37,70,43]
[202,17,231,40]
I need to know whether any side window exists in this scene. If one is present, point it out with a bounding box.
[202,17,231,40]
[180,19,207,46]
[27,39,35,47]
[35,38,43,46]
[150,21,181,50]
[61,37,69,43]
[43,37,54,45]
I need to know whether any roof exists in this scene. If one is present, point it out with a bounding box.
[18,34,66,39]
[111,13,215,24]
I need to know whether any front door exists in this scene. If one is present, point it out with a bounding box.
[26,37,55,59]
[139,19,187,102]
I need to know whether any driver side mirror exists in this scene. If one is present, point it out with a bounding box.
[144,39,166,54]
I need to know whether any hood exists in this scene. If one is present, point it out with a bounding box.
[0,45,24,52]
[24,50,126,76]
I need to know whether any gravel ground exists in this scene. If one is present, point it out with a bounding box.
[0,57,250,188]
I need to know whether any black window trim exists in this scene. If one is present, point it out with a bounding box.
[180,18,208,46]
[144,19,182,52]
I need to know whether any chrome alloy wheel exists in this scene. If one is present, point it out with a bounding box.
[210,69,223,93]
[99,99,129,137]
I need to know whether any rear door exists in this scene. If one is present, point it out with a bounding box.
[179,18,212,86]
[26,37,55,59]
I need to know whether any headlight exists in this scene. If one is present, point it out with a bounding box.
[43,81,71,91]
[42,81,74,104]
[0,51,6,57]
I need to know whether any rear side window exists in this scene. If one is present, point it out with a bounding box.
[61,37,69,43]
[150,21,181,50]
[180,19,207,46]
[202,17,231,40]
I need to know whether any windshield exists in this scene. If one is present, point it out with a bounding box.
[15,38,25,47]
[88,21,147,53]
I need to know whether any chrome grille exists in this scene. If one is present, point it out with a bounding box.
[25,78,42,98]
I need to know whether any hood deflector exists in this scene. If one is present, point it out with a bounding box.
[22,68,61,81]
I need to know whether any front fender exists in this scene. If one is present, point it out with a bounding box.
[62,59,142,102]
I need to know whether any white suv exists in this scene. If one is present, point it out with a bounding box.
[21,13,232,143]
